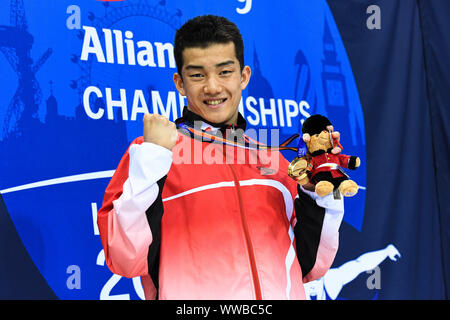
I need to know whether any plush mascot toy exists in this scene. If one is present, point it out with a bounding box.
[288,114,361,197]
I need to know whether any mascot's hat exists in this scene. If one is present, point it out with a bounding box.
[301,114,332,136]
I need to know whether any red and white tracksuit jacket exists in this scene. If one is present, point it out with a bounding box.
[97,112,344,300]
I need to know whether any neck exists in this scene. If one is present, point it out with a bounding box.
[177,107,246,131]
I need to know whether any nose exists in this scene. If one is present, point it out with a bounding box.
[203,76,222,95]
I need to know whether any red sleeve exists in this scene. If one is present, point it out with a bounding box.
[337,154,351,169]
[97,137,151,278]
[98,137,145,217]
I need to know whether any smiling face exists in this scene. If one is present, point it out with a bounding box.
[173,42,251,125]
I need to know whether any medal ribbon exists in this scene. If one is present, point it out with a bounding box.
[177,122,299,152]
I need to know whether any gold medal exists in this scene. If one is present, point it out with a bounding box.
[288,157,309,181]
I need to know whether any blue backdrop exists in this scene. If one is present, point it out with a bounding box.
[0,0,447,300]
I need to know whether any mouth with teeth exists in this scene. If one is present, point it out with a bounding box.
[204,98,227,108]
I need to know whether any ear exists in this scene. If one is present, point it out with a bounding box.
[302,133,310,142]
[240,66,251,90]
[173,73,186,96]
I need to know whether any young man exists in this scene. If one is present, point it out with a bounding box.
[97,15,344,300]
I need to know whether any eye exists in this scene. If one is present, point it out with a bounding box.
[219,70,233,76]
[189,73,204,78]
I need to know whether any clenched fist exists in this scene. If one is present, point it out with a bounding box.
[143,113,178,151]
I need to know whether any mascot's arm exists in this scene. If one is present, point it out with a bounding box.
[337,154,360,170]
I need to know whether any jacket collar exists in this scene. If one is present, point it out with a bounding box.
[175,107,247,135]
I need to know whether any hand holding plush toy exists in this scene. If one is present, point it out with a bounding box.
[289,114,361,197]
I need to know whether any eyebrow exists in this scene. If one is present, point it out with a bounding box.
[184,60,235,70]
[216,60,235,68]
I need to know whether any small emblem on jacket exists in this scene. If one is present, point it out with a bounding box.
[257,166,276,176]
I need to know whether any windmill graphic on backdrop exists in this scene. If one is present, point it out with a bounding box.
[0,0,52,138]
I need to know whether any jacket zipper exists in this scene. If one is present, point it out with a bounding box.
[228,164,262,300]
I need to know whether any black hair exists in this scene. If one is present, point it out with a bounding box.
[174,15,245,76]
